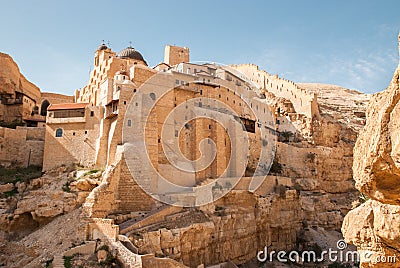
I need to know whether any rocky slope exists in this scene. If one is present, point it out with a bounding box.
[0,166,101,267]
[342,66,400,267]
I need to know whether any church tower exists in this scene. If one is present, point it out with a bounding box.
[164,45,190,66]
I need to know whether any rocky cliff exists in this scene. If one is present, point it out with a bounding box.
[0,52,40,101]
[342,66,400,267]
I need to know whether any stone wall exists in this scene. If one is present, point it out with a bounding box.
[83,156,156,218]
[42,106,101,171]
[89,218,119,242]
[231,64,319,118]
[164,45,190,66]
[0,126,45,167]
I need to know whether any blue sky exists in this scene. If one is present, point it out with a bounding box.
[1,0,399,94]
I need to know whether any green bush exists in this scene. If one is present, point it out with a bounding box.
[0,165,42,184]
[62,181,71,192]
[270,158,283,174]
[0,119,24,129]
[4,188,18,197]
[359,193,369,204]
[280,131,294,142]
[63,255,73,268]
[45,258,53,268]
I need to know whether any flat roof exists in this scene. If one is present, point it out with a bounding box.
[47,103,89,111]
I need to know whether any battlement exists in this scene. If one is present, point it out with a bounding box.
[231,64,319,118]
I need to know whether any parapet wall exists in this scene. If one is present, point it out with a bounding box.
[231,64,319,118]
[0,126,45,167]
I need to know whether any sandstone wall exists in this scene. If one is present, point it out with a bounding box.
[42,106,101,171]
[164,45,190,66]
[342,66,400,267]
[83,156,156,218]
[0,126,44,167]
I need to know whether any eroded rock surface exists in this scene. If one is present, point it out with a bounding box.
[342,67,400,267]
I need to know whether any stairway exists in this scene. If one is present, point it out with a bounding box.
[51,255,64,268]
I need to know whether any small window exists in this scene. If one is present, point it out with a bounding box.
[85,130,88,134]
[90,111,94,117]
[176,79,179,85]
[150,93,156,100]
[55,128,63,137]
[175,130,178,137]
[73,132,75,136]
[134,89,137,93]
[124,101,126,105]
[127,119,132,127]
[200,89,203,95]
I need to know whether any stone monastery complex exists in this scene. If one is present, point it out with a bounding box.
[0,39,373,267]
[0,42,323,209]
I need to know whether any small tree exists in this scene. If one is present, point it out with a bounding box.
[280,131,294,142]
[270,157,283,174]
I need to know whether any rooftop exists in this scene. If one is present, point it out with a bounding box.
[47,103,89,111]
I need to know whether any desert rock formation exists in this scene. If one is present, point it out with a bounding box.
[342,66,400,267]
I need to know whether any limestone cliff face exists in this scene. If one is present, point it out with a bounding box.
[342,67,400,267]
[0,52,40,101]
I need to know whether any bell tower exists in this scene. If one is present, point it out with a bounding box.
[164,45,190,66]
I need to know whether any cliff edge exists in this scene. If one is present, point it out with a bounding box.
[342,66,400,267]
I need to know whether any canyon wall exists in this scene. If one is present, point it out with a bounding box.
[342,66,400,267]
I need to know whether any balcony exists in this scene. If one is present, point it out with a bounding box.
[105,99,119,119]
[105,109,118,119]
[47,109,86,124]
[47,116,86,124]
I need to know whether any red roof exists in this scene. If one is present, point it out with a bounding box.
[47,103,89,111]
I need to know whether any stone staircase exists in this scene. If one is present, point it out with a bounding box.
[51,255,64,268]
[0,198,8,214]
[119,204,182,235]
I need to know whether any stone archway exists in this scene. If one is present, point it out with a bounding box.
[40,100,50,116]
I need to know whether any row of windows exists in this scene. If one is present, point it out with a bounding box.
[175,80,186,85]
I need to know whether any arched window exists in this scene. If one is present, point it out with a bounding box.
[149,93,156,101]
[40,100,50,116]
[55,128,63,137]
